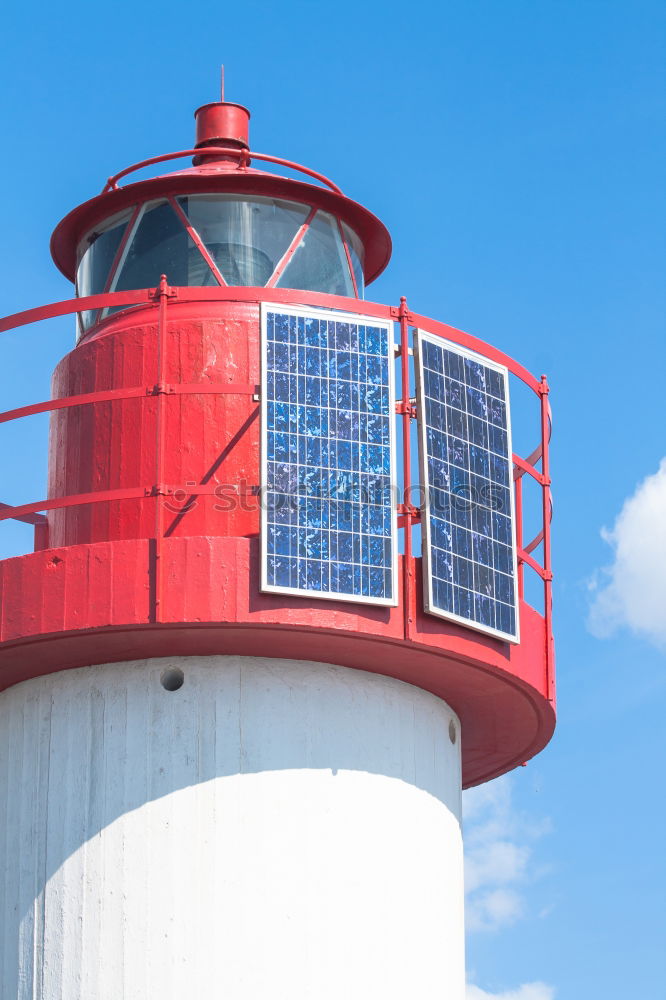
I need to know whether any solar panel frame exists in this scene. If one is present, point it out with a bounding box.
[414,329,520,643]
[260,303,399,607]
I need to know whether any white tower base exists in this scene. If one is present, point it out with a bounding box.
[0,655,464,999]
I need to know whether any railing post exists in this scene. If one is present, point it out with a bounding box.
[539,375,554,702]
[399,297,413,641]
[513,472,525,600]
[152,274,170,624]
[33,520,50,552]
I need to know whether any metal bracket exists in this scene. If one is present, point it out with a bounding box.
[149,280,178,301]
[397,503,420,518]
[390,299,414,324]
[222,483,261,497]
[396,399,417,417]
[147,383,176,396]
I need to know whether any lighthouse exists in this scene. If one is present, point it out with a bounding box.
[0,87,555,999]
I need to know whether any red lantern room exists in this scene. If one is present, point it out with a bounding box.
[0,89,554,790]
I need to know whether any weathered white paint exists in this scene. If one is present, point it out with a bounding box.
[0,655,464,999]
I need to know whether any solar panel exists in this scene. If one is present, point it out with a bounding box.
[261,305,398,606]
[415,330,519,641]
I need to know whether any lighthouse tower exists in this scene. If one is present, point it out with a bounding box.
[0,88,555,999]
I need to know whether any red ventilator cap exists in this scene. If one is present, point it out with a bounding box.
[194,102,251,150]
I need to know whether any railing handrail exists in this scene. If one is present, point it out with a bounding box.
[0,286,544,392]
[101,148,344,196]
[0,501,46,527]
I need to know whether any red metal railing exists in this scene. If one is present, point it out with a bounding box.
[102,148,344,196]
[0,282,553,690]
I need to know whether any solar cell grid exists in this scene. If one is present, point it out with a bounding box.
[416,332,519,641]
[261,305,397,605]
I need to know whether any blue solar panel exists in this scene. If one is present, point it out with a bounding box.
[415,331,519,641]
[261,305,397,605]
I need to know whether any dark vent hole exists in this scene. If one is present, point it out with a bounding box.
[161,667,185,692]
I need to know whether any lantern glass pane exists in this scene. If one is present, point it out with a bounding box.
[114,200,193,292]
[341,221,365,297]
[76,210,132,331]
[179,195,311,286]
[276,211,354,297]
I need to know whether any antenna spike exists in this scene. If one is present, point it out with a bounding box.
[220,65,225,102]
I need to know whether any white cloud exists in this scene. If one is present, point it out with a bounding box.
[466,982,555,1000]
[463,776,550,933]
[588,458,666,648]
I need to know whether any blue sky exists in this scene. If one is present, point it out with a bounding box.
[1,1,665,997]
